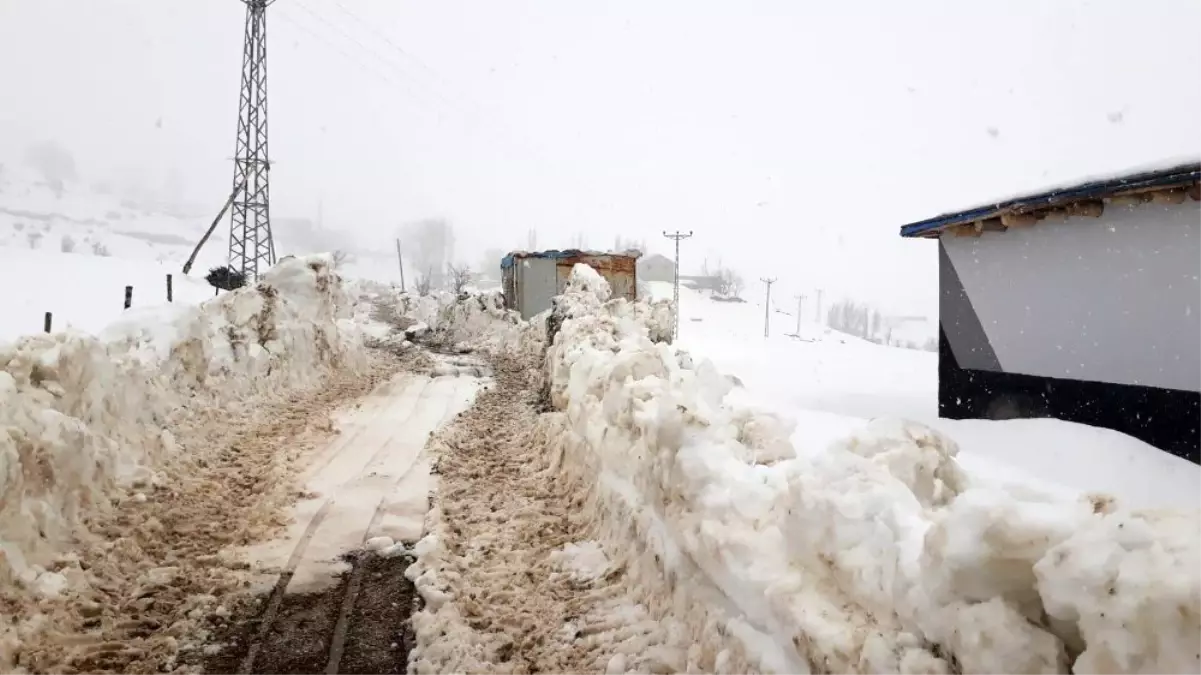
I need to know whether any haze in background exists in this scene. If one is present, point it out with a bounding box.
[1,0,1197,318]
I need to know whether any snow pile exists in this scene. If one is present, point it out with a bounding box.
[530,263,1200,674]
[431,290,521,348]
[393,291,442,330]
[341,279,420,349]
[0,255,362,596]
[369,287,539,355]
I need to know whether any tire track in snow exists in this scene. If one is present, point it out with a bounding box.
[407,355,722,674]
[9,351,413,675]
[234,376,433,673]
[297,374,410,485]
[236,377,433,673]
[218,355,489,674]
[324,357,491,674]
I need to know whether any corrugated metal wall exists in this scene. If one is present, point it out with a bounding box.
[553,254,636,304]
[506,253,638,320]
[517,257,560,320]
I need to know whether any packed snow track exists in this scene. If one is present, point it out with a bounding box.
[202,353,488,674]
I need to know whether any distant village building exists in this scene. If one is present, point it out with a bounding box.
[501,249,639,320]
[679,275,723,293]
[636,253,676,283]
[900,161,1200,463]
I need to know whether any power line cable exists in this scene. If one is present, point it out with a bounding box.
[290,0,451,112]
[276,2,605,228]
[328,0,456,104]
[273,8,444,119]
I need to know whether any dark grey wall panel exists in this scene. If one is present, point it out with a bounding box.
[939,242,1002,372]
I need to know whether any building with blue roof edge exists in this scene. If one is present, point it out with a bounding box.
[900,161,1200,464]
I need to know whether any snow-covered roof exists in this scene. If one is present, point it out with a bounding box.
[899,160,1201,239]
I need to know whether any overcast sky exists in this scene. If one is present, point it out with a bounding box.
[1,0,1197,316]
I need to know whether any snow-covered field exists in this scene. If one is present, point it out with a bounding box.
[0,167,405,344]
[656,281,1198,512]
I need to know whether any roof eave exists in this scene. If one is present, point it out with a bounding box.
[899,162,1201,239]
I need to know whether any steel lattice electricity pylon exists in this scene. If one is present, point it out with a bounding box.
[227,0,276,279]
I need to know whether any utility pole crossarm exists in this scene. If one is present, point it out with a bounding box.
[662,230,694,343]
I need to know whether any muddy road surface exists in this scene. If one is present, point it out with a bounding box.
[196,353,489,675]
[201,550,415,675]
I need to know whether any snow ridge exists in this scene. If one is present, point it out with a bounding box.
[532,263,1199,674]
[0,255,362,605]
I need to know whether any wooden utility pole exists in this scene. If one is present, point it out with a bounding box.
[761,277,777,337]
[663,230,694,342]
[395,238,406,292]
[183,177,247,275]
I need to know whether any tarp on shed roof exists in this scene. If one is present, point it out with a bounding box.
[500,248,638,269]
[899,160,1201,238]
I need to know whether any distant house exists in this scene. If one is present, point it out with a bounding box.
[637,253,676,283]
[900,162,1200,463]
[501,249,639,320]
[679,275,723,293]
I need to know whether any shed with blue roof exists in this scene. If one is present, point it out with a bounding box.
[900,161,1200,463]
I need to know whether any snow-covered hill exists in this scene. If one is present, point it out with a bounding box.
[0,167,228,340]
[0,167,407,343]
[0,166,215,262]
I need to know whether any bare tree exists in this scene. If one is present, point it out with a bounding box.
[447,262,472,293]
[415,268,432,297]
[332,249,353,269]
[716,267,745,298]
[399,218,455,289]
[614,235,645,255]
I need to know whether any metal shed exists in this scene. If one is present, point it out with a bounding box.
[500,249,638,320]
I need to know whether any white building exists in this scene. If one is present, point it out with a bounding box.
[901,161,1200,463]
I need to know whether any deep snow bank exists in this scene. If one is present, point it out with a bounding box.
[532,264,1200,674]
[0,255,363,593]
[369,287,543,357]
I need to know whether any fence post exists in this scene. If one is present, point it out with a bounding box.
[166,274,173,302]
[44,312,52,333]
[124,285,133,309]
